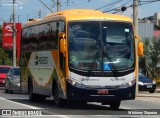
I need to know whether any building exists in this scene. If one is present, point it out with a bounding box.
[140,12,160,26]
[138,23,154,41]
[152,12,160,25]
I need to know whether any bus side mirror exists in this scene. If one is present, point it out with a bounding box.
[135,35,144,56]
[59,32,66,57]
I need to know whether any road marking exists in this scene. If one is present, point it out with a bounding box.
[0,97,41,109]
[0,97,71,118]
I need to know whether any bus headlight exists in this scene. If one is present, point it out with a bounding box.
[138,81,144,86]
[153,80,156,84]
[120,79,136,88]
[68,78,85,88]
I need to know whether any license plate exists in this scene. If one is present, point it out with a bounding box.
[147,85,152,88]
[97,89,108,94]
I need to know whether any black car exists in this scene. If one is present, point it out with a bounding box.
[138,73,156,93]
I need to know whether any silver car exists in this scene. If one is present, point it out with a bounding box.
[5,67,20,93]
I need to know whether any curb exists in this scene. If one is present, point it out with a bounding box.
[137,95,160,98]
[156,89,160,93]
[137,89,160,98]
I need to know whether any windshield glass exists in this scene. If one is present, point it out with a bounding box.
[68,21,134,71]
[12,68,20,75]
[0,67,11,73]
[139,73,146,78]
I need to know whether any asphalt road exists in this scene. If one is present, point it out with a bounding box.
[0,87,160,118]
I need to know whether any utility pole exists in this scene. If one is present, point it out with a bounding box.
[67,0,69,6]
[133,0,138,35]
[57,0,60,11]
[133,0,139,96]
[10,14,13,22]
[13,0,16,67]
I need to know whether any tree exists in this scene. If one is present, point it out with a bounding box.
[0,25,12,65]
[140,37,160,79]
[0,48,12,65]
[154,25,160,30]
[0,25,2,46]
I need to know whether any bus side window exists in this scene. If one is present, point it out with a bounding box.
[59,21,65,32]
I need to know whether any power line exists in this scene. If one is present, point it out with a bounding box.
[139,0,160,5]
[0,16,6,22]
[60,0,93,7]
[39,0,53,13]
[28,0,93,20]
[103,0,125,12]
[96,0,123,10]
[26,0,54,20]
[103,0,160,14]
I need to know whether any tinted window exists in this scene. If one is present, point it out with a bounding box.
[68,21,134,71]
[0,67,11,73]
[21,21,64,51]
[12,68,20,75]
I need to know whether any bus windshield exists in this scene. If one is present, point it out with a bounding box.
[68,21,134,71]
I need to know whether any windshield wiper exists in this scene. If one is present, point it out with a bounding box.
[88,56,97,75]
[103,51,118,72]
[87,42,101,75]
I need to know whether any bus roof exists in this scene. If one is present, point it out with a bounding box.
[23,9,132,28]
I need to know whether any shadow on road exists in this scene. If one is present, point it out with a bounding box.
[7,98,128,115]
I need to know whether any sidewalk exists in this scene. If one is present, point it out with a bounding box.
[137,88,160,98]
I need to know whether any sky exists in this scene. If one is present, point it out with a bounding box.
[0,0,160,24]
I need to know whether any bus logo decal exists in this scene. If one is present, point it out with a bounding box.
[34,53,48,65]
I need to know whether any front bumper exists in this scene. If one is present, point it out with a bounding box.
[0,79,5,87]
[139,84,156,91]
[10,82,20,91]
[67,82,136,102]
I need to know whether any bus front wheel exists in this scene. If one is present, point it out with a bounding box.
[110,101,121,110]
[54,83,64,107]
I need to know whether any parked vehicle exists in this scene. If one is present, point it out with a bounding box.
[0,65,12,87]
[5,67,20,93]
[138,73,156,93]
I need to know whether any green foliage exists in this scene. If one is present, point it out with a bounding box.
[0,26,2,46]
[140,37,160,79]
[0,25,12,66]
[0,48,12,65]
[154,25,160,30]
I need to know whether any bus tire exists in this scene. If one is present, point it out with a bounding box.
[28,79,37,102]
[110,101,121,110]
[35,94,46,102]
[54,83,64,107]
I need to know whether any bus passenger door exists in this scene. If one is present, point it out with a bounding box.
[57,21,66,76]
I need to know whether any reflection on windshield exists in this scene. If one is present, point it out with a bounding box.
[12,68,20,75]
[68,21,134,71]
[0,68,11,73]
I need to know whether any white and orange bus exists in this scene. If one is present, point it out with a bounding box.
[20,9,143,109]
